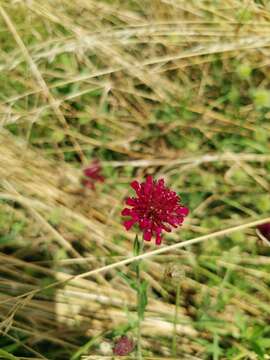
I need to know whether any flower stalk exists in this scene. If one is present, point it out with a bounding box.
[121,176,189,359]
[133,235,147,360]
[172,280,180,356]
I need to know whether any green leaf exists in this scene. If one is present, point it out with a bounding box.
[0,349,19,360]
[251,341,264,357]
[117,271,138,291]
[0,234,15,245]
[133,234,140,256]
[71,332,106,360]
[138,280,148,319]
[257,338,270,349]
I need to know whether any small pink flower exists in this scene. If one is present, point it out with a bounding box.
[113,336,134,356]
[122,175,189,245]
[257,222,270,241]
[83,160,105,189]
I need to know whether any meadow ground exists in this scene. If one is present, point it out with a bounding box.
[0,1,270,359]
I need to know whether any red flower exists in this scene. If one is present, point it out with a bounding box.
[83,160,105,189]
[257,222,270,241]
[122,176,189,245]
[113,336,134,356]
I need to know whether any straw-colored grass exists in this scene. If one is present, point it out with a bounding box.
[0,1,270,359]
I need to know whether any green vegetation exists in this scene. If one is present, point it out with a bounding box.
[0,1,270,359]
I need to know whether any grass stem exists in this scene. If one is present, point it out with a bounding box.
[172,280,180,357]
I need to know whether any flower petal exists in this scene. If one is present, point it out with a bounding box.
[121,176,188,245]
[121,208,132,216]
[143,229,152,241]
[157,178,165,187]
[131,180,140,194]
[143,175,153,195]
[126,197,137,206]
[82,179,95,189]
[155,228,162,245]
[83,160,104,185]
[257,222,270,240]
[177,207,189,216]
[139,218,151,229]
[124,219,136,230]
[161,224,171,232]
[96,175,105,182]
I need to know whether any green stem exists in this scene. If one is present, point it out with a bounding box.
[137,281,142,360]
[134,236,144,360]
[172,280,180,357]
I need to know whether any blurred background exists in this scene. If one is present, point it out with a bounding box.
[0,1,270,359]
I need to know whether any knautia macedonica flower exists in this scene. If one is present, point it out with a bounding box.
[83,160,105,189]
[113,335,134,356]
[257,222,270,242]
[122,175,189,245]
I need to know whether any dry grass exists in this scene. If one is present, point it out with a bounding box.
[0,1,270,359]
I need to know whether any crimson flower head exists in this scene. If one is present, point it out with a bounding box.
[113,335,134,356]
[83,160,105,189]
[257,222,270,241]
[122,176,189,245]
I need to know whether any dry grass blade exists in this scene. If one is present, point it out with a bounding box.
[0,0,270,358]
